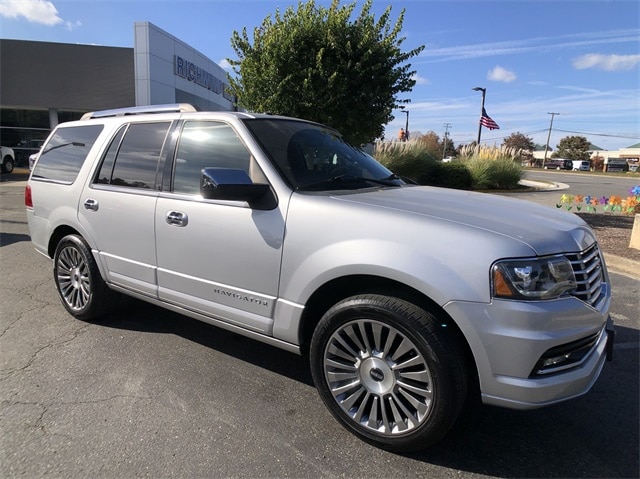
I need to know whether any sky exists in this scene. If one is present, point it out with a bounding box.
[1,0,639,151]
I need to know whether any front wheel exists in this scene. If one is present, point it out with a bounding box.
[310,294,467,452]
[53,235,112,321]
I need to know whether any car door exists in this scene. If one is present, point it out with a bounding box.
[79,121,173,297]
[155,120,287,334]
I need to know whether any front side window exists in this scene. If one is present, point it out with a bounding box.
[31,125,104,184]
[173,121,256,195]
[97,122,171,189]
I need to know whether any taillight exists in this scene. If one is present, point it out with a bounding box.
[25,185,33,208]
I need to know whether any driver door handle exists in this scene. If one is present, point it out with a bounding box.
[166,211,188,227]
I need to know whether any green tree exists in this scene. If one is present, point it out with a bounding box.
[416,131,456,159]
[415,131,441,158]
[227,0,424,145]
[502,132,535,165]
[554,135,591,161]
[502,132,534,153]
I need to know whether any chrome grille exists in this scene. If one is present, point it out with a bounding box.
[566,244,605,308]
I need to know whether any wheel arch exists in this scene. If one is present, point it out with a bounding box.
[47,225,84,258]
[298,274,478,392]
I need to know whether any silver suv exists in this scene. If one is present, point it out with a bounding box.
[26,104,614,452]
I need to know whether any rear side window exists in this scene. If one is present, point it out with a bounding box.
[96,122,171,189]
[32,125,104,184]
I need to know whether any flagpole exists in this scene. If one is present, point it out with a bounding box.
[472,87,486,144]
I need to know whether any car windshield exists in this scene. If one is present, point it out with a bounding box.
[242,118,403,191]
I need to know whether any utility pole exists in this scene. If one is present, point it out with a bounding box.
[442,123,451,159]
[543,112,559,169]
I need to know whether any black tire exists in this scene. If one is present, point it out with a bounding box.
[310,294,467,452]
[53,234,112,321]
[1,156,14,174]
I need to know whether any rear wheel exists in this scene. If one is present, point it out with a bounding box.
[1,156,14,174]
[53,235,112,321]
[310,294,467,452]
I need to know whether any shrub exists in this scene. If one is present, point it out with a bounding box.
[592,156,604,171]
[374,141,519,190]
[458,145,523,190]
[374,142,439,183]
[433,162,473,190]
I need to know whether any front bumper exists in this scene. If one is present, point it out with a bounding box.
[444,294,612,409]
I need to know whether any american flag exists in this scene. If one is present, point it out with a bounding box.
[480,108,500,130]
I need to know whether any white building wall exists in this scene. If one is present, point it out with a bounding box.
[134,22,234,111]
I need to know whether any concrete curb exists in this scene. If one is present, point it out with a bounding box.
[518,179,570,192]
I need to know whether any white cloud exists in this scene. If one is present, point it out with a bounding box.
[0,0,63,26]
[572,53,640,71]
[218,59,232,71]
[65,20,81,31]
[412,73,430,85]
[419,29,639,63]
[488,66,516,83]
[528,80,550,86]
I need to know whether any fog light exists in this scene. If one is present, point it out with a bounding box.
[532,331,601,376]
[541,354,571,368]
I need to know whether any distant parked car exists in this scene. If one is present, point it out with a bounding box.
[544,159,572,170]
[14,139,45,167]
[571,160,591,171]
[1,146,16,174]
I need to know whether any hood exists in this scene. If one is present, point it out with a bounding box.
[333,185,597,256]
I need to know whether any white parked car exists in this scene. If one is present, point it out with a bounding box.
[25,104,614,451]
[1,146,15,174]
[572,160,591,171]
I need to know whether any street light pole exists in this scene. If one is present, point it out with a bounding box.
[402,110,409,140]
[472,87,486,144]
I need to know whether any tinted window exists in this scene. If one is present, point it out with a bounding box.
[173,121,254,195]
[243,119,396,191]
[31,125,103,183]
[107,122,171,189]
[95,125,126,184]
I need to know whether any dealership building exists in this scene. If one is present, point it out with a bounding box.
[0,22,235,165]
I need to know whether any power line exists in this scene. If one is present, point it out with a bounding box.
[553,129,640,140]
[460,128,639,145]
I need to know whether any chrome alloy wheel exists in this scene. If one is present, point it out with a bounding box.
[323,319,434,436]
[56,245,91,311]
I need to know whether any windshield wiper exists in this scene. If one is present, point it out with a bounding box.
[298,174,402,191]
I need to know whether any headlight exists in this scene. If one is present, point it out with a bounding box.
[492,256,576,300]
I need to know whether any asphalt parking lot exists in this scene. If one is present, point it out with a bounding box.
[1,175,639,478]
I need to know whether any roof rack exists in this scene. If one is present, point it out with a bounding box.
[81,103,198,120]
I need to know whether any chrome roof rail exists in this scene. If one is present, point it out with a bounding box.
[81,103,198,120]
